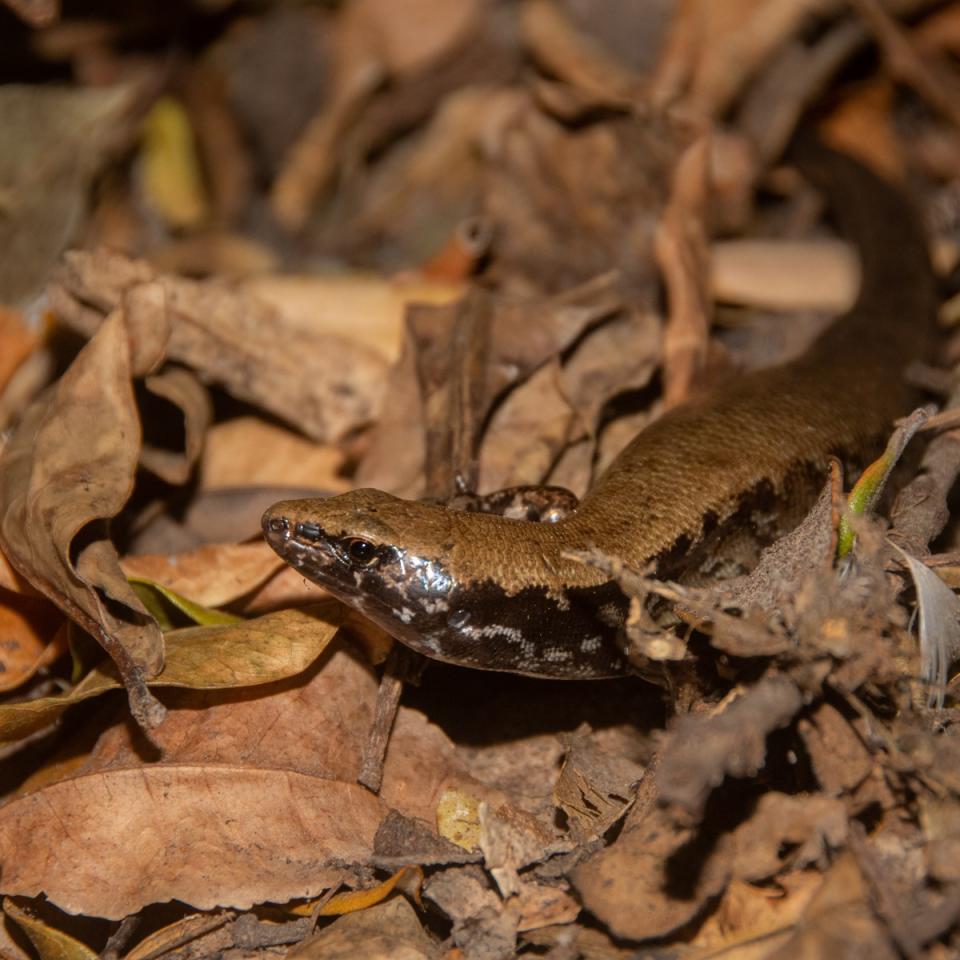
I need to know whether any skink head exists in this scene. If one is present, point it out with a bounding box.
[262,489,628,678]
[263,488,459,642]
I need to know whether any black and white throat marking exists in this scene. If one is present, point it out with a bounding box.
[261,514,629,679]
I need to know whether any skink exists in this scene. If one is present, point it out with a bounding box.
[262,142,937,679]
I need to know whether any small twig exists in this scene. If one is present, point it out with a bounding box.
[100,915,140,960]
[358,644,425,793]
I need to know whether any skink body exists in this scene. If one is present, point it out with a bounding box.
[263,144,937,678]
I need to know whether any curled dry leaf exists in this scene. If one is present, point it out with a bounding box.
[270,0,484,231]
[139,365,212,485]
[365,272,629,497]
[244,272,462,364]
[0,309,165,728]
[480,98,690,297]
[50,250,388,443]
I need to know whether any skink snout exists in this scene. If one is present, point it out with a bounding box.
[262,511,291,541]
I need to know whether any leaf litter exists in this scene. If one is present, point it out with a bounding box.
[1,1,960,958]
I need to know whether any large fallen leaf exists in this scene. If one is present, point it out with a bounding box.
[0,767,384,919]
[0,309,166,728]
[0,604,342,745]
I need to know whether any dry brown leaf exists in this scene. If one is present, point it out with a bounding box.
[199,416,350,491]
[244,273,462,364]
[0,767,385,919]
[239,563,331,614]
[819,79,903,180]
[764,853,898,959]
[425,866,518,959]
[553,733,644,843]
[481,99,689,296]
[480,803,570,898]
[0,590,64,693]
[652,0,842,115]
[0,628,504,918]
[121,542,284,609]
[797,701,875,799]
[2,0,59,27]
[727,792,849,881]
[362,273,628,497]
[512,880,580,933]
[347,0,483,78]
[0,307,37,397]
[521,0,646,106]
[51,250,388,443]
[689,873,822,959]
[571,789,729,941]
[477,360,574,492]
[288,897,435,960]
[270,0,485,231]
[0,308,165,728]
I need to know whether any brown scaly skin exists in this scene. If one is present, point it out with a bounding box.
[263,143,938,678]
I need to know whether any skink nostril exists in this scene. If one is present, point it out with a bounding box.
[294,521,322,541]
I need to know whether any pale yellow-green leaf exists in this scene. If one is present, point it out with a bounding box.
[129,576,241,628]
[0,604,343,745]
[3,899,98,960]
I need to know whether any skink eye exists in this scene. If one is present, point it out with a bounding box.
[344,537,378,566]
